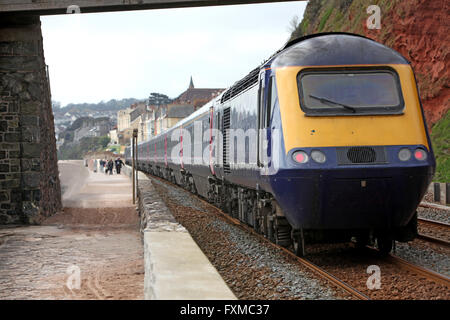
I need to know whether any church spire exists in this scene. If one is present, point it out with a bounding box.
[189,76,194,89]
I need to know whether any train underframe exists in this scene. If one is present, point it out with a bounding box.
[133,160,419,256]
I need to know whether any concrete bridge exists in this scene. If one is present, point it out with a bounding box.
[0,0,303,224]
[0,0,301,15]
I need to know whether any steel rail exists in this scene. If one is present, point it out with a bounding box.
[363,245,450,288]
[419,202,450,212]
[417,217,450,248]
[416,233,450,248]
[386,254,450,287]
[418,217,450,228]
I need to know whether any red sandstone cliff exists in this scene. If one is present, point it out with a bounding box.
[294,0,449,128]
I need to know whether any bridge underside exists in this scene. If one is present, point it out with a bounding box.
[0,0,302,15]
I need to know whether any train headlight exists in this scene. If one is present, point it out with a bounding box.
[311,150,326,163]
[414,148,427,161]
[398,148,411,161]
[293,151,309,164]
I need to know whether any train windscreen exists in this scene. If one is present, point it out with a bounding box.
[297,68,404,116]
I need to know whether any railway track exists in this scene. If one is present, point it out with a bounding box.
[215,206,450,300]
[417,217,450,248]
[147,174,368,300]
[419,202,450,212]
[417,233,450,248]
[147,174,449,300]
[386,254,450,288]
[418,217,450,228]
[201,200,371,300]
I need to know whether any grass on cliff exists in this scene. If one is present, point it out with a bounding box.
[318,6,334,31]
[431,110,450,182]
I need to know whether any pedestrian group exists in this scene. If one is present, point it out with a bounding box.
[99,157,124,175]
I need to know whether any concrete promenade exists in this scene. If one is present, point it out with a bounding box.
[0,160,144,299]
[60,160,133,208]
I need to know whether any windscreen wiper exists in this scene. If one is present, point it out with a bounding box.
[309,94,356,113]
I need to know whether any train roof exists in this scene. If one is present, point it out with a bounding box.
[271,32,409,68]
[136,33,409,145]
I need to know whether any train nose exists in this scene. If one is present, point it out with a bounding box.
[271,164,433,230]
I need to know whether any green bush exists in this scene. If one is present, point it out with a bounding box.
[431,110,450,182]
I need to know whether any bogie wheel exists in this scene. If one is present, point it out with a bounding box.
[377,235,393,255]
[292,230,305,257]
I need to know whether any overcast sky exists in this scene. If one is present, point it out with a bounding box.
[41,1,307,107]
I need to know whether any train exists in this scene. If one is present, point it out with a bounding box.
[125,32,435,256]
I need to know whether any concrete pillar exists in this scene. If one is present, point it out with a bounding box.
[0,15,61,224]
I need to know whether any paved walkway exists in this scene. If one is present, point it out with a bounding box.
[0,161,143,300]
[60,160,133,208]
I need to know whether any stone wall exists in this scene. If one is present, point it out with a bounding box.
[0,15,61,224]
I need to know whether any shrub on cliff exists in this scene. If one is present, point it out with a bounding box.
[431,110,450,182]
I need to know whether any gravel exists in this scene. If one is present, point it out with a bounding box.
[209,219,339,299]
[149,176,350,300]
[418,206,450,224]
[306,244,449,300]
[150,177,207,213]
[394,240,450,276]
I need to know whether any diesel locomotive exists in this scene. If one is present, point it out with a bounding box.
[126,33,435,256]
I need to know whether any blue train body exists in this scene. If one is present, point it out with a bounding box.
[126,33,435,255]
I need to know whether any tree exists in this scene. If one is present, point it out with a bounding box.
[99,136,110,149]
[148,92,172,106]
[287,15,300,34]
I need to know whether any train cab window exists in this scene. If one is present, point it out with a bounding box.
[297,68,404,116]
[267,77,277,127]
[259,75,275,130]
[258,76,265,130]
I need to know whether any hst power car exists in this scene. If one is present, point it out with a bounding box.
[126,33,435,255]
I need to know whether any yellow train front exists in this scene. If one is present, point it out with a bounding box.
[266,33,435,253]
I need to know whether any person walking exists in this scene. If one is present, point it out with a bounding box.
[115,157,124,174]
[104,159,109,174]
[107,159,114,175]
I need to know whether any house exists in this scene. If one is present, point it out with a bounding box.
[173,76,224,110]
[143,77,224,140]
